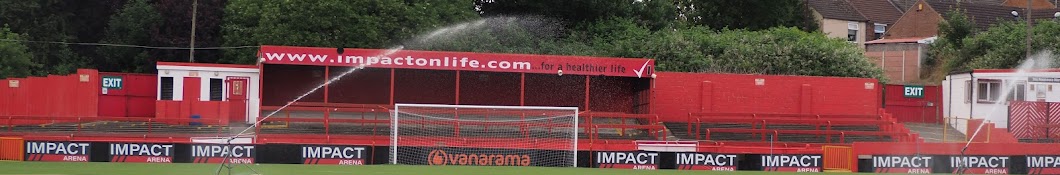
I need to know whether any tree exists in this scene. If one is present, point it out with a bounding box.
[682,0,819,31]
[153,0,227,63]
[0,0,90,75]
[220,0,480,64]
[97,0,163,73]
[0,26,41,78]
[965,20,1060,69]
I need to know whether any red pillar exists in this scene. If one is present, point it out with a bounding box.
[454,70,460,136]
[455,70,461,104]
[323,66,330,134]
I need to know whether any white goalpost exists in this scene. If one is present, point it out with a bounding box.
[391,104,579,167]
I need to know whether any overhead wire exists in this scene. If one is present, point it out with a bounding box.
[0,38,259,50]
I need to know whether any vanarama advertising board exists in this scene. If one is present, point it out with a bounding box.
[872,155,933,174]
[191,144,255,164]
[761,154,822,172]
[950,156,1009,174]
[595,151,659,170]
[109,143,174,163]
[674,152,738,171]
[24,141,91,162]
[301,145,367,165]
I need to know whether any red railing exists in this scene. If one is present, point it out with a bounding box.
[685,112,915,143]
[0,115,228,138]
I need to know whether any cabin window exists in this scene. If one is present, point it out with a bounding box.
[977,80,1001,103]
[160,77,174,100]
[209,78,223,101]
[1007,82,1026,102]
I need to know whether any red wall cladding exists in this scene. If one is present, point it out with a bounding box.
[98,72,157,117]
[653,72,880,121]
[0,69,100,125]
[883,84,941,123]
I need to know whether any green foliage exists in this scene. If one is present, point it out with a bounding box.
[679,0,819,31]
[0,26,41,78]
[220,0,480,64]
[965,20,1060,69]
[0,0,90,75]
[924,10,978,81]
[97,0,162,73]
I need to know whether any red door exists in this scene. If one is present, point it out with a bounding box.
[183,77,201,102]
[227,77,249,123]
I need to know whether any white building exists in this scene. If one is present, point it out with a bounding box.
[156,62,261,124]
[943,69,1060,133]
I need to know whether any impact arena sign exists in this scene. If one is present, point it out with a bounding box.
[950,156,1009,174]
[1028,156,1060,175]
[259,45,656,78]
[872,155,933,174]
[674,153,738,171]
[109,143,174,163]
[301,145,367,165]
[595,151,660,170]
[24,141,90,162]
[761,154,822,172]
[191,144,255,164]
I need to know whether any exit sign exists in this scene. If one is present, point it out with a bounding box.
[102,76,122,89]
[904,85,924,98]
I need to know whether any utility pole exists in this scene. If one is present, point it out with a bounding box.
[1026,0,1032,59]
[189,0,198,62]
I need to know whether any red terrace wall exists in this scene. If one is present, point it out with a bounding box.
[653,72,880,121]
[883,84,942,123]
[261,64,326,106]
[394,69,456,104]
[0,69,99,125]
[98,73,157,118]
[459,71,520,106]
[328,67,390,104]
[525,74,586,110]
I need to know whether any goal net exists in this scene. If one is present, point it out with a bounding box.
[391,104,579,167]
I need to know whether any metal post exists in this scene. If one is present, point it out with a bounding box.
[189,0,198,62]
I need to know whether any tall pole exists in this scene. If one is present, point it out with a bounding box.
[189,0,198,62]
[1026,0,1032,59]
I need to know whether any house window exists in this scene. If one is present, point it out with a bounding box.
[847,22,859,42]
[209,78,223,101]
[160,77,174,100]
[874,23,887,40]
[977,80,1001,103]
[1008,82,1026,102]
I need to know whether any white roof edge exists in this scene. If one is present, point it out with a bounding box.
[156,65,260,73]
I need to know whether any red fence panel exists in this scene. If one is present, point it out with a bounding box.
[98,72,157,118]
[883,84,941,123]
[1009,101,1048,138]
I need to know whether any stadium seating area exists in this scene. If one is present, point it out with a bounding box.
[667,111,918,143]
[1,102,917,145]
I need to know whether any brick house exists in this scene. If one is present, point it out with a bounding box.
[807,0,870,48]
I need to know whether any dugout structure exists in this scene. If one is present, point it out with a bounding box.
[256,45,655,133]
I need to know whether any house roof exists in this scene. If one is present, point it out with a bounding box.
[808,0,869,21]
[925,0,1059,31]
[849,0,905,24]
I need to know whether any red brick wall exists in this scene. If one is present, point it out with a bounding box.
[652,72,881,122]
[885,0,942,38]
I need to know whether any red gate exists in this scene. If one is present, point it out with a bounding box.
[884,84,941,123]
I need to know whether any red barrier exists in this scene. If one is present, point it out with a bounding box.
[884,84,942,123]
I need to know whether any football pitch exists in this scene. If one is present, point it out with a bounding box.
[0,162,935,175]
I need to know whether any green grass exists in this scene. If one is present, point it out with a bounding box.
[0,162,923,175]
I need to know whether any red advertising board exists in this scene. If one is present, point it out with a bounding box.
[258,45,655,78]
